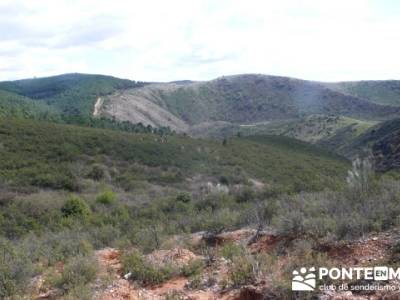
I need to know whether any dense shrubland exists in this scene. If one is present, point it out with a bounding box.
[0,118,348,192]
[1,166,399,296]
[0,119,399,298]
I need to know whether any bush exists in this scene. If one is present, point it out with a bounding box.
[96,190,116,205]
[57,255,98,293]
[63,284,93,300]
[181,259,205,277]
[0,238,35,298]
[87,164,106,181]
[227,251,273,287]
[176,192,191,203]
[61,196,91,218]
[235,187,256,203]
[219,176,229,185]
[228,254,257,286]
[40,231,94,265]
[122,250,177,285]
[273,210,305,236]
[218,242,245,260]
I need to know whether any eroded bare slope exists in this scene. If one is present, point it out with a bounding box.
[101,85,189,132]
[97,74,400,135]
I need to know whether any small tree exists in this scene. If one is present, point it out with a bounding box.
[176,193,191,203]
[96,190,116,205]
[61,196,91,218]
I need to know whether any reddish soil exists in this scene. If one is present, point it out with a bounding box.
[93,229,400,300]
[320,232,395,266]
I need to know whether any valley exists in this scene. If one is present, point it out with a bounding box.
[1,73,400,299]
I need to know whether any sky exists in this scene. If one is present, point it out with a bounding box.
[0,0,400,82]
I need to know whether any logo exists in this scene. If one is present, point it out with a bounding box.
[292,266,400,292]
[292,267,316,291]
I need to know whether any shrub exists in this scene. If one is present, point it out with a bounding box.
[227,254,256,286]
[219,176,229,185]
[0,238,35,298]
[40,231,94,265]
[227,251,273,288]
[87,164,106,181]
[61,196,91,218]
[31,172,79,191]
[273,210,305,236]
[235,187,256,203]
[201,208,239,234]
[176,192,191,203]
[63,284,93,300]
[187,275,202,289]
[57,255,98,293]
[132,225,165,253]
[96,190,116,205]
[218,242,245,260]
[181,259,205,277]
[122,250,176,285]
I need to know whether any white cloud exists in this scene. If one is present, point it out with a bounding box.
[0,0,399,81]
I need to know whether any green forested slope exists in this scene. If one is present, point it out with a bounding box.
[0,118,349,193]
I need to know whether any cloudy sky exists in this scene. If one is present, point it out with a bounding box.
[0,0,399,82]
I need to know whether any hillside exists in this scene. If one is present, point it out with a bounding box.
[327,80,400,106]
[372,123,400,172]
[2,73,400,139]
[2,119,400,300]
[3,75,400,299]
[0,73,145,116]
[335,118,400,171]
[100,74,400,133]
[0,118,348,193]
[2,73,400,161]
[0,89,59,120]
[233,114,375,144]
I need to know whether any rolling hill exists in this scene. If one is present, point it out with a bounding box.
[327,80,400,106]
[0,118,349,193]
[332,118,400,171]
[1,73,400,162]
[100,74,400,132]
[2,73,400,134]
[2,73,400,299]
[0,73,145,116]
[0,89,59,120]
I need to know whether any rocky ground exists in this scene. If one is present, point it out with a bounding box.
[31,228,400,299]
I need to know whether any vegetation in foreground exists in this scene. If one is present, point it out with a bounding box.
[0,116,398,298]
[0,149,399,297]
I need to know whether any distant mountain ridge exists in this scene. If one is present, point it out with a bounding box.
[1,73,400,166]
[0,73,145,116]
[1,73,400,125]
[326,80,400,106]
[99,74,400,130]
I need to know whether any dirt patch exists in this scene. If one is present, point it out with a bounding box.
[93,97,104,116]
[320,233,394,266]
[146,247,199,267]
[97,278,139,300]
[103,86,189,132]
[202,229,256,246]
[96,248,122,274]
[149,277,188,295]
[93,230,400,300]
[249,233,286,253]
